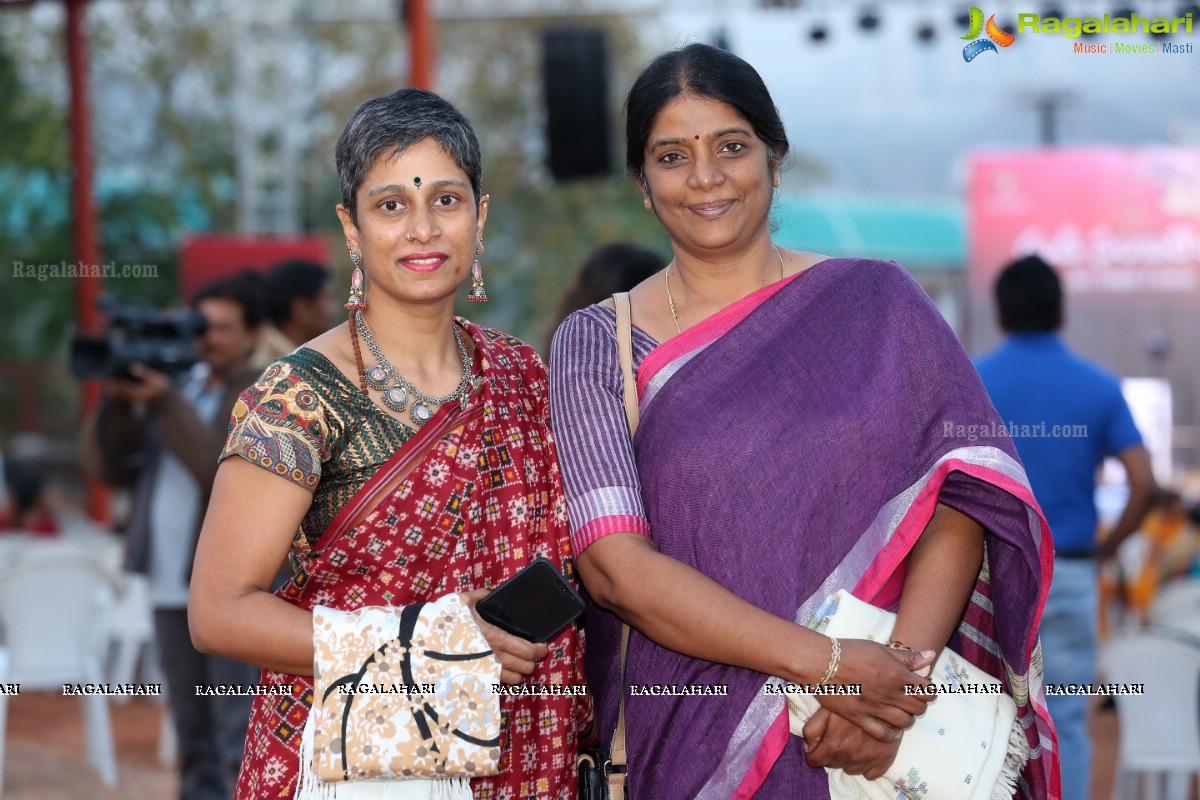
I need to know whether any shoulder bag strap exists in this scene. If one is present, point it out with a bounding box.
[613,292,639,436]
[609,292,636,793]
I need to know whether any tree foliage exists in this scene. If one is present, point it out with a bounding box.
[0,2,819,370]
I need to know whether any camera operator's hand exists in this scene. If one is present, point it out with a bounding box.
[108,364,172,405]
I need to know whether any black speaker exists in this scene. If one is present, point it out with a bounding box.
[542,28,612,180]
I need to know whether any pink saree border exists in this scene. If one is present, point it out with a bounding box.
[732,457,1059,800]
[732,710,791,800]
[636,270,807,400]
[573,514,652,552]
[854,458,1055,657]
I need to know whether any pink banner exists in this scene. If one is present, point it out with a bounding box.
[968,148,1200,297]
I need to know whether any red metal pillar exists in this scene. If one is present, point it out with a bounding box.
[66,0,108,522]
[406,0,435,90]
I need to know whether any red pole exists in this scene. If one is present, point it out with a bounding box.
[406,0,435,90]
[66,0,108,523]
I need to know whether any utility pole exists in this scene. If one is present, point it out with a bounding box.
[405,0,436,90]
[1023,89,1077,146]
[65,0,108,521]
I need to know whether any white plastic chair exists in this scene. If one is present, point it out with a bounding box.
[1157,616,1200,644]
[100,573,179,768]
[106,572,156,695]
[0,647,9,794]
[1100,633,1200,800]
[1148,579,1200,626]
[0,549,121,788]
[101,572,177,767]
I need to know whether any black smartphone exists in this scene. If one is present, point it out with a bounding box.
[475,557,585,643]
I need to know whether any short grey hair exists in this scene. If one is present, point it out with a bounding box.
[335,88,483,225]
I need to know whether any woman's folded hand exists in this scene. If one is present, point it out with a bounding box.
[461,589,549,685]
[801,706,901,778]
[812,638,934,743]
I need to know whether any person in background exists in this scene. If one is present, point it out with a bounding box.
[252,259,335,367]
[0,459,59,535]
[544,242,666,353]
[84,274,265,800]
[975,254,1156,800]
[1122,489,1198,616]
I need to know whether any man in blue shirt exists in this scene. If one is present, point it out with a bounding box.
[975,255,1155,800]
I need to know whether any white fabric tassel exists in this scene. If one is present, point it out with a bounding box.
[991,716,1032,800]
[295,715,471,800]
[296,714,338,800]
[431,779,471,800]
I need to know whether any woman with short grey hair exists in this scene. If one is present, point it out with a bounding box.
[190,87,589,799]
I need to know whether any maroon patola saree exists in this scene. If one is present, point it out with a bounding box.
[235,324,588,800]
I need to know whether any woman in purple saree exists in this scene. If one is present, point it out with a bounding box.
[550,44,1058,799]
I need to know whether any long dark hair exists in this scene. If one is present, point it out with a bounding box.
[624,43,789,180]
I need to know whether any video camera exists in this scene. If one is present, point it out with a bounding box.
[70,296,208,380]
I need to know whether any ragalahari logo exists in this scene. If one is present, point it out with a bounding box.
[962,7,1016,61]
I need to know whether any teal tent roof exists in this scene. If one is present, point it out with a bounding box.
[773,195,964,271]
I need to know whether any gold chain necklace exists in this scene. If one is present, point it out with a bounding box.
[665,245,786,334]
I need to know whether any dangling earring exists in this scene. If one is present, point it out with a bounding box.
[468,240,487,302]
[345,250,367,311]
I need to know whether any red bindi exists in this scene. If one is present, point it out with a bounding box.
[694,135,700,140]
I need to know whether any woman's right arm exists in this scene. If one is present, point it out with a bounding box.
[549,312,933,742]
[577,534,933,742]
[190,458,550,683]
[189,456,318,676]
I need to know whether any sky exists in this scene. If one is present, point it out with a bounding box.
[660,2,1200,198]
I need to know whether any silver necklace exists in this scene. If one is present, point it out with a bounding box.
[355,312,477,427]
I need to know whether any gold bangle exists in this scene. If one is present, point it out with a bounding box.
[888,640,912,652]
[819,636,841,685]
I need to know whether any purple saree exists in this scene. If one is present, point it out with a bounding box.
[558,258,1058,800]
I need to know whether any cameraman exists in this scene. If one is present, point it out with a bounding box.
[85,274,264,800]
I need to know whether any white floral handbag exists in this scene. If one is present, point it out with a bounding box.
[298,593,502,800]
[787,591,1030,800]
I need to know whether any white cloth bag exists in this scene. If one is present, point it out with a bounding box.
[296,593,500,800]
[787,591,1030,800]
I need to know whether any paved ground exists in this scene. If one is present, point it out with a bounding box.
[4,692,173,799]
[1,691,1130,800]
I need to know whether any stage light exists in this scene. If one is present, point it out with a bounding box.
[809,21,829,42]
[858,7,881,32]
[916,20,937,42]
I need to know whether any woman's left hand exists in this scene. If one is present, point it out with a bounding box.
[802,706,901,779]
[461,589,549,685]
